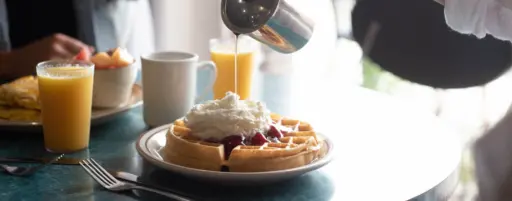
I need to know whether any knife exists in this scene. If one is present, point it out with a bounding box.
[0,157,81,165]
[109,170,210,201]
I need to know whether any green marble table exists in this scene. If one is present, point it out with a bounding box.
[0,74,462,201]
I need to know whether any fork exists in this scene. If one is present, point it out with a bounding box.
[80,158,192,201]
[0,154,64,176]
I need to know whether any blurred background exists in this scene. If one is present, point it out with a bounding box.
[113,0,512,199]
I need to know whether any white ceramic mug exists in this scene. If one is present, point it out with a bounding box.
[141,51,217,127]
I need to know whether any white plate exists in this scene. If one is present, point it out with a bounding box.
[0,84,142,131]
[136,124,334,184]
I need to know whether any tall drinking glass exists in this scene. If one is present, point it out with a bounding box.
[210,36,257,100]
[37,60,95,153]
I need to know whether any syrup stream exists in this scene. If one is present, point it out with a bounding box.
[234,33,239,96]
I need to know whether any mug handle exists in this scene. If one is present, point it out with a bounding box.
[195,61,217,103]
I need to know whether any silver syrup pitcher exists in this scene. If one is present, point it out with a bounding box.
[221,0,315,54]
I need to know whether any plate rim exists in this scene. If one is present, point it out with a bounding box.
[0,84,142,127]
[135,124,335,176]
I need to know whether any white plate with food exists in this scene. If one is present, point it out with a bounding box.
[136,124,333,184]
[136,92,333,184]
[0,76,142,130]
[0,48,142,131]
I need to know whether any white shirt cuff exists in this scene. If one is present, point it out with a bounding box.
[444,0,512,41]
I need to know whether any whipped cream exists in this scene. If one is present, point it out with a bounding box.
[184,92,272,141]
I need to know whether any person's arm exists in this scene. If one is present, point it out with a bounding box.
[0,34,93,79]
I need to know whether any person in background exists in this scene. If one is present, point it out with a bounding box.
[352,0,512,200]
[435,0,512,200]
[0,0,92,80]
[0,0,154,81]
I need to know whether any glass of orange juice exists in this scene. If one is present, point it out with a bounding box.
[36,60,94,153]
[210,36,257,100]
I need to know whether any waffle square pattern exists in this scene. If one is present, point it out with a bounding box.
[162,114,328,172]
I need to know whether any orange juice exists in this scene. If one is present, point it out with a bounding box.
[38,65,94,153]
[211,51,254,100]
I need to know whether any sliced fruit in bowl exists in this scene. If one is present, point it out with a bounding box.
[90,52,113,68]
[91,47,135,69]
[74,48,92,61]
[111,47,134,67]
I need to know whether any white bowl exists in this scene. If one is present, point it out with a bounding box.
[92,64,136,108]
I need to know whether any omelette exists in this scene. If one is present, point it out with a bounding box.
[0,106,40,122]
[0,76,41,121]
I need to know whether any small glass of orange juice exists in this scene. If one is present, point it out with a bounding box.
[36,60,94,153]
[210,36,257,100]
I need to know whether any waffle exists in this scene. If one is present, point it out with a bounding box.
[162,114,327,172]
[0,106,40,121]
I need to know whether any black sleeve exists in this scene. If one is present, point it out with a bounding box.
[351,0,512,89]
